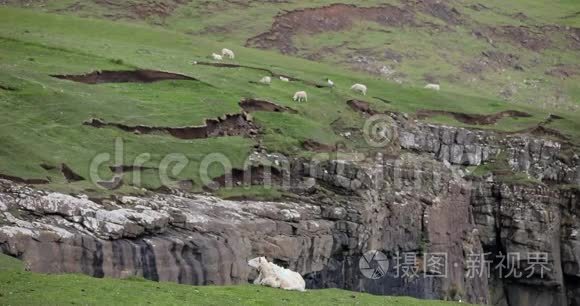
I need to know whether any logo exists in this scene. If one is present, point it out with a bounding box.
[359,249,389,279]
[363,115,396,147]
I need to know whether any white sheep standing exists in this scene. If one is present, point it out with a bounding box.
[425,83,440,91]
[248,257,306,292]
[221,48,235,59]
[259,76,271,85]
[327,78,334,87]
[279,76,289,82]
[293,91,307,102]
[212,53,223,61]
[350,83,367,95]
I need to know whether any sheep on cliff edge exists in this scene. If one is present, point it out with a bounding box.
[248,257,306,291]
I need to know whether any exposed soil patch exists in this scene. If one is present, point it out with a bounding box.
[541,114,564,125]
[416,109,532,125]
[84,113,259,139]
[407,0,463,25]
[246,3,415,54]
[546,65,580,79]
[239,98,297,114]
[301,139,336,152]
[61,163,85,182]
[58,0,191,22]
[474,26,551,51]
[347,99,378,116]
[40,163,56,171]
[0,84,17,91]
[462,51,522,74]
[514,126,570,142]
[0,174,49,185]
[52,69,197,84]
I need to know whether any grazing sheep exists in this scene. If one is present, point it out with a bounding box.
[221,48,235,59]
[279,76,289,82]
[259,76,271,84]
[425,83,440,91]
[293,91,307,102]
[248,257,306,292]
[350,83,367,95]
[212,53,223,61]
[327,78,334,87]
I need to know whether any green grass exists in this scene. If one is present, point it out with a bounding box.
[6,0,578,110]
[0,7,577,195]
[0,254,464,306]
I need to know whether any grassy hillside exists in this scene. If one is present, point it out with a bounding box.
[0,254,464,305]
[0,7,577,196]
[2,0,579,110]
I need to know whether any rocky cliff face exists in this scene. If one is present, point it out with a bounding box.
[0,113,578,306]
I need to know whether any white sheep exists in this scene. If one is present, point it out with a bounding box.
[259,76,271,84]
[248,257,305,292]
[221,48,235,59]
[212,53,223,61]
[425,83,440,91]
[293,91,307,102]
[279,76,289,82]
[350,83,367,95]
[327,79,334,87]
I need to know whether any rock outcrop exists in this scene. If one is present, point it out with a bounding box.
[0,111,578,306]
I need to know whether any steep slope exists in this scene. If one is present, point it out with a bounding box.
[0,7,578,306]
[2,0,579,110]
[0,7,577,194]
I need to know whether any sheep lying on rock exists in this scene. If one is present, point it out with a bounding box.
[221,48,235,59]
[279,76,289,82]
[351,83,367,95]
[259,76,271,84]
[248,257,306,292]
[212,53,223,61]
[293,91,307,102]
[425,83,440,91]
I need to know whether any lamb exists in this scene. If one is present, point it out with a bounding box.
[259,76,271,84]
[293,91,307,102]
[221,48,235,59]
[279,76,289,82]
[425,83,440,91]
[350,83,367,95]
[212,53,223,61]
[248,257,306,292]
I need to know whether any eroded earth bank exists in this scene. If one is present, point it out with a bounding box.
[0,112,578,306]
